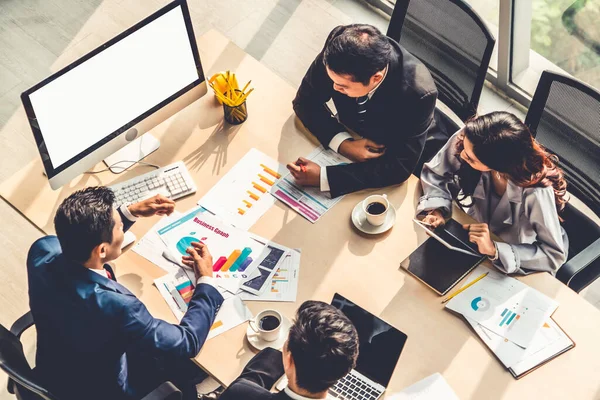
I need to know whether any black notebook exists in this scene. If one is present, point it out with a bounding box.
[400,219,487,295]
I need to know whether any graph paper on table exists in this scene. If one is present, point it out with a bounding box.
[157,207,265,293]
[240,249,301,302]
[273,146,351,223]
[446,266,559,348]
[198,148,286,230]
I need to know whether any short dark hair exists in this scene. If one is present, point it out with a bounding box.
[54,186,116,263]
[324,24,393,85]
[287,301,359,393]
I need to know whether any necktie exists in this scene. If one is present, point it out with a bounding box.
[357,95,369,124]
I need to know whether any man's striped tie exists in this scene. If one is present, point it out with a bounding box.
[357,94,369,124]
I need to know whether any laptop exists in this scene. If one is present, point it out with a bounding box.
[329,293,408,400]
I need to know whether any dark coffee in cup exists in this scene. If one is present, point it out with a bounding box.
[259,315,281,331]
[366,202,387,215]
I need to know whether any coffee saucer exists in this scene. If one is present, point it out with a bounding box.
[246,316,292,351]
[351,201,396,234]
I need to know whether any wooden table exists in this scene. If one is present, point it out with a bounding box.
[2,29,600,400]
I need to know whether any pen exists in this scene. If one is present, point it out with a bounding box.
[441,272,488,304]
[295,159,307,173]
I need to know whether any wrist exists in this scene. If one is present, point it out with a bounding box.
[488,241,499,260]
[127,203,140,217]
[338,139,353,156]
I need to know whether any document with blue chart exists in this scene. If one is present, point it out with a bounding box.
[445,267,559,348]
[157,207,265,292]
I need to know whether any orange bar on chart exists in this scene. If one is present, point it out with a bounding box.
[243,200,252,208]
[247,190,260,201]
[260,164,282,179]
[258,174,274,186]
[221,249,242,271]
[238,208,246,215]
[252,182,267,193]
[210,320,223,331]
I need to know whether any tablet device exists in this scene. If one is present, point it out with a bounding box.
[413,219,480,257]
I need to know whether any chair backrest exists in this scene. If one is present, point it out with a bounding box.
[0,323,56,400]
[387,0,495,121]
[525,70,600,217]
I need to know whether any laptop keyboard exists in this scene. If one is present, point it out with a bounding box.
[328,372,382,400]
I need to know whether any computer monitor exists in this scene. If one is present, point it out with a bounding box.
[21,0,207,190]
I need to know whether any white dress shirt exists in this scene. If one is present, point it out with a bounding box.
[320,66,389,192]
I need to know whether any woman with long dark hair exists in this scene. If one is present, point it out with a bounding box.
[417,111,569,274]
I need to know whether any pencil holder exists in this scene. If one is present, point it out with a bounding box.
[223,90,248,125]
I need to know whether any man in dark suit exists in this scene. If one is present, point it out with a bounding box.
[287,24,438,197]
[27,187,224,400]
[219,301,359,400]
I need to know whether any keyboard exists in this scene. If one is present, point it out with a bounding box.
[109,161,196,207]
[329,370,383,400]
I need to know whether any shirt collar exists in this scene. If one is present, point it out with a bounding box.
[283,387,332,400]
[367,64,388,99]
[90,267,109,279]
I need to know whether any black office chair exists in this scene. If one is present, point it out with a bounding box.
[386,0,496,172]
[525,70,600,293]
[0,312,182,400]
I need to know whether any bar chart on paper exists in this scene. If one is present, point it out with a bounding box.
[240,249,301,302]
[198,149,287,230]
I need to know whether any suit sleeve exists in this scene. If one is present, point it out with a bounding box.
[493,187,567,275]
[220,348,284,400]
[117,207,135,232]
[122,283,224,358]
[292,26,347,147]
[326,91,436,197]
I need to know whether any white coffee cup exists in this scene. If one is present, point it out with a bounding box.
[249,309,282,342]
[362,194,389,226]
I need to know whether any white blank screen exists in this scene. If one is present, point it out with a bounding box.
[29,6,199,169]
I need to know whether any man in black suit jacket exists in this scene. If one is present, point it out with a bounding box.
[287,24,438,197]
[219,301,359,400]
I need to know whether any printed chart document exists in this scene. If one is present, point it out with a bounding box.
[154,272,252,340]
[466,315,572,370]
[157,208,265,293]
[387,373,458,400]
[198,149,287,230]
[239,249,301,302]
[132,210,191,275]
[446,267,559,348]
[272,146,351,223]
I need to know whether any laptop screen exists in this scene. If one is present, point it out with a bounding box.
[331,293,408,387]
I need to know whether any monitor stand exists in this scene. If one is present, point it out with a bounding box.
[103,134,160,173]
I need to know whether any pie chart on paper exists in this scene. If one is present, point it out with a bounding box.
[471,296,491,312]
[176,236,200,255]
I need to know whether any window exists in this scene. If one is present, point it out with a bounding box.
[464,0,499,71]
[372,0,600,107]
[511,0,600,94]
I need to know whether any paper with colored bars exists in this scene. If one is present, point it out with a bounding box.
[157,207,265,293]
[445,266,559,348]
[198,148,286,230]
[154,271,252,340]
[273,146,351,223]
[239,249,301,302]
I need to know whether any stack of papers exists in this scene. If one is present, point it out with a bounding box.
[446,266,573,377]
